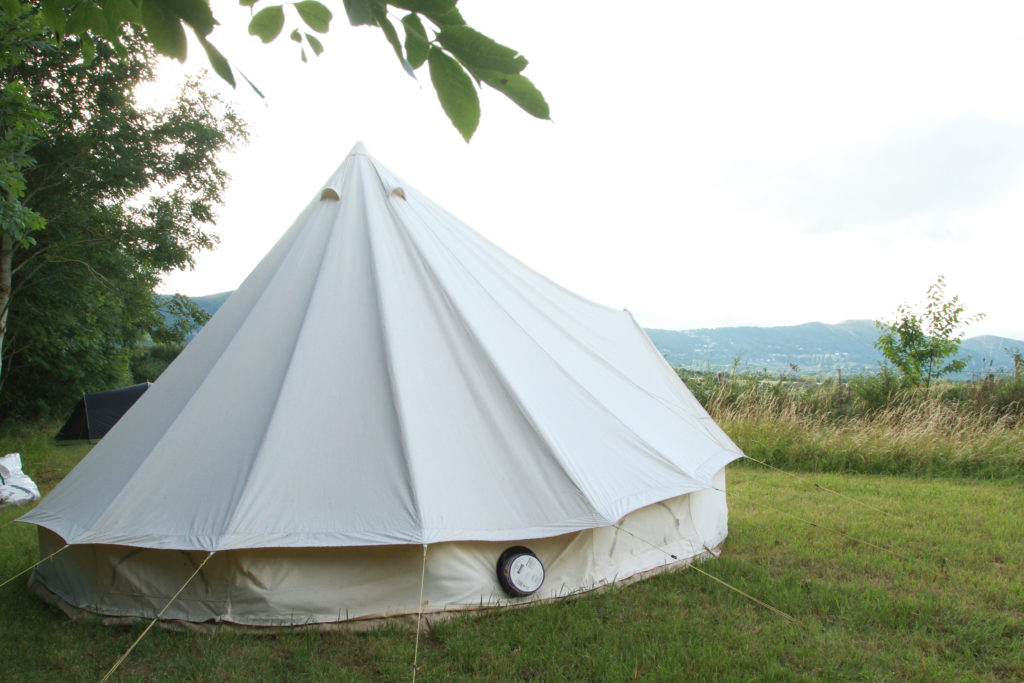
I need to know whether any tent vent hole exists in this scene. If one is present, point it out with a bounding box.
[320,188,340,201]
[390,187,406,200]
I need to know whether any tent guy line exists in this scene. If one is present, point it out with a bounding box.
[611,524,800,626]
[412,543,428,683]
[0,544,66,591]
[744,455,902,520]
[100,551,216,683]
[753,502,911,561]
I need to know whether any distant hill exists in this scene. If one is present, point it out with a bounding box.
[190,291,232,319]
[647,320,1023,378]
[176,292,1022,378]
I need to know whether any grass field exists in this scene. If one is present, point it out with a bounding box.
[0,424,1020,681]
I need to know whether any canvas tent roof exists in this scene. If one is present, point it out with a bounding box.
[54,383,150,442]
[20,143,743,554]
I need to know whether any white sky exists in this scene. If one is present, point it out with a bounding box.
[151,0,1024,340]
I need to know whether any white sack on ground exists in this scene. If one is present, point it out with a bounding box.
[0,453,40,506]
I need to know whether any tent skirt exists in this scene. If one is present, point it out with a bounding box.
[29,470,727,627]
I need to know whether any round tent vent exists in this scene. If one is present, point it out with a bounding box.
[496,546,545,597]
[389,187,406,200]
[320,188,340,200]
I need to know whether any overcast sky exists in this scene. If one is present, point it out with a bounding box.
[151,0,1024,341]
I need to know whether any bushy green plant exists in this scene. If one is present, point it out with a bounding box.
[874,276,983,391]
[846,368,903,413]
[129,343,184,384]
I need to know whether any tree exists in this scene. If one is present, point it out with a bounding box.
[0,17,247,416]
[874,276,984,391]
[0,2,544,352]
[19,0,549,142]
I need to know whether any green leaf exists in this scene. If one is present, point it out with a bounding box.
[239,0,258,6]
[387,0,456,13]
[81,35,95,65]
[343,0,376,26]
[198,34,236,87]
[401,13,428,69]
[86,4,109,36]
[141,0,188,61]
[110,34,128,58]
[474,69,549,120]
[437,25,526,74]
[171,0,217,37]
[428,46,479,142]
[0,0,21,16]
[304,32,324,56]
[101,0,141,39]
[421,6,463,26]
[66,2,90,34]
[247,5,285,43]
[39,0,67,38]
[372,4,411,75]
[294,0,332,33]
[237,68,266,99]
[290,28,302,42]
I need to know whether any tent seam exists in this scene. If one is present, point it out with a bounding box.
[217,200,345,548]
[363,165,427,541]
[379,195,603,512]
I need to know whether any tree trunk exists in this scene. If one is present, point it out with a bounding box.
[0,233,14,388]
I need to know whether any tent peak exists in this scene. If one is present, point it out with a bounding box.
[349,141,371,157]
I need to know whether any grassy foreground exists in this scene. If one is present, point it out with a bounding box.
[0,427,1020,681]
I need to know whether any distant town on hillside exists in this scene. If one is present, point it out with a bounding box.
[185,292,1022,379]
[646,321,1022,378]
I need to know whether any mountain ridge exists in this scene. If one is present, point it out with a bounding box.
[646,319,1022,377]
[178,293,1022,377]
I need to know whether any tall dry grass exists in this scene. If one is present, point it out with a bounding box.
[681,370,1024,479]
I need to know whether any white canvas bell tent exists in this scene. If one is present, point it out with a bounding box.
[19,143,744,626]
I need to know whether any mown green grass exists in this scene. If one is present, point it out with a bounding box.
[0,425,1020,681]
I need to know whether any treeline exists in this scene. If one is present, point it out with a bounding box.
[0,9,245,419]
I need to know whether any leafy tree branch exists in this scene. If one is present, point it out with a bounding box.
[15,0,549,141]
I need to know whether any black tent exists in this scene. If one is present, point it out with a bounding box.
[55,383,150,441]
